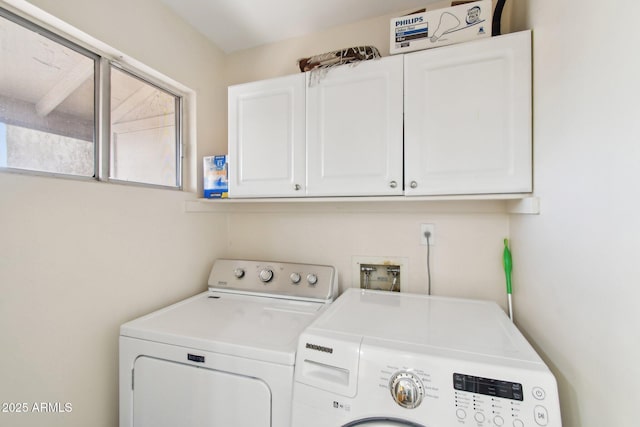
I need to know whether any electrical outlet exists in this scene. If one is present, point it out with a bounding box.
[420,224,435,246]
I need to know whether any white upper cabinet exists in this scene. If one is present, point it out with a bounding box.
[404,30,532,196]
[227,31,532,200]
[306,55,404,196]
[228,73,305,198]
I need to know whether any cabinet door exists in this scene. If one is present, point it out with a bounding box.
[228,74,305,197]
[306,56,404,196]
[404,30,532,196]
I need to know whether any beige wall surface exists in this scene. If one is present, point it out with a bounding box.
[0,1,228,426]
[223,0,453,85]
[509,1,640,426]
[5,1,637,427]
[220,0,519,319]
[222,1,513,312]
[226,205,510,300]
[222,0,512,86]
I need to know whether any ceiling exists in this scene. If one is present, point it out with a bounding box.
[159,0,443,53]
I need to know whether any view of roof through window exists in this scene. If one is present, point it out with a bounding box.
[0,8,181,187]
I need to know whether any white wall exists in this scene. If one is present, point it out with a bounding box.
[509,1,640,426]
[0,1,228,426]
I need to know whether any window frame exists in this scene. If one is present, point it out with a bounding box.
[0,5,185,190]
[105,62,184,189]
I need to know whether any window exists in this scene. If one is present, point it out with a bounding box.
[0,9,96,177]
[110,66,181,187]
[0,7,183,189]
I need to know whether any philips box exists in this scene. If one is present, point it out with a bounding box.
[203,155,228,198]
[390,0,492,55]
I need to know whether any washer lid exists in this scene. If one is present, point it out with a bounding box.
[307,289,543,364]
[120,291,327,365]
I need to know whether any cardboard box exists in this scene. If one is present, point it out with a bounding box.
[390,0,492,55]
[203,155,228,198]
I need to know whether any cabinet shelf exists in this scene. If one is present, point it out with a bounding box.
[185,194,539,215]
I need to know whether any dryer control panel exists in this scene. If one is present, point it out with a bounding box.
[208,259,337,302]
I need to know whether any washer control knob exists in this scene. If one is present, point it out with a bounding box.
[259,269,274,283]
[389,371,424,409]
[306,274,318,286]
[290,272,301,284]
[233,268,245,278]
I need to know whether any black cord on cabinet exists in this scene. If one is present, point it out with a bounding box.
[492,0,507,36]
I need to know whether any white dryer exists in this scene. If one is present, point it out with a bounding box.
[119,259,337,427]
[292,289,562,427]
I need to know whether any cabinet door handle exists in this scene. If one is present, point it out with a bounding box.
[293,184,301,191]
[389,181,398,188]
[410,181,418,189]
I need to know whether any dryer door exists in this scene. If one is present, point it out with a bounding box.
[133,356,271,427]
[343,418,425,427]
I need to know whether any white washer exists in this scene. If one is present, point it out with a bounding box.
[119,259,337,427]
[292,289,562,427]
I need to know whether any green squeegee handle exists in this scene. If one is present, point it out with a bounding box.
[503,238,513,294]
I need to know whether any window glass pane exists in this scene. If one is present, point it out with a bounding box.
[110,67,179,187]
[0,11,95,176]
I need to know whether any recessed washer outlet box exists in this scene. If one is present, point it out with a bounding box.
[352,256,409,292]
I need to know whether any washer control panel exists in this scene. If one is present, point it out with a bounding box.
[375,362,559,426]
[207,259,337,302]
[452,373,556,427]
